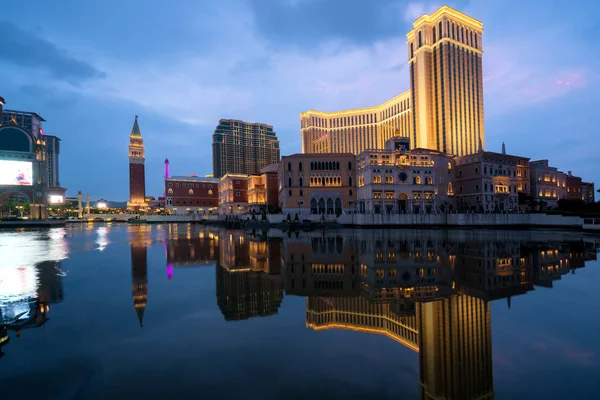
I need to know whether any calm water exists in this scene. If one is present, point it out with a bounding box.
[0,224,599,400]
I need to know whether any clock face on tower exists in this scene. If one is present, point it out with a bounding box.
[398,172,408,182]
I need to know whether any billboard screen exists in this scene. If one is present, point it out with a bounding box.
[49,195,64,204]
[0,160,33,186]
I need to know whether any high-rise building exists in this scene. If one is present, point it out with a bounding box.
[300,6,484,157]
[45,135,61,187]
[212,119,280,178]
[128,116,147,210]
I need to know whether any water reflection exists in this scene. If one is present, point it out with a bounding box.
[0,229,68,357]
[0,225,598,398]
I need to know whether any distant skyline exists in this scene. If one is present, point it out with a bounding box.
[1,0,598,200]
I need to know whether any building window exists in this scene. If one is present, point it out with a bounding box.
[189,189,194,195]
[349,176,353,186]
[168,183,173,187]
[299,162,303,171]
[418,31,422,47]
[300,189,304,196]
[176,183,179,187]
[288,162,291,171]
[168,188,173,194]
[208,189,213,196]
[289,189,292,196]
[348,161,352,170]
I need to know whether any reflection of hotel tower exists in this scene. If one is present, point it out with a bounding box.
[129,225,152,327]
[296,231,598,400]
[216,232,283,320]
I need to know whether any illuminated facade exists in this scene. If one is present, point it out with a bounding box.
[278,153,357,215]
[356,139,455,214]
[582,181,595,204]
[212,119,280,178]
[247,164,279,212]
[301,6,484,157]
[0,96,48,219]
[218,174,249,215]
[165,175,219,215]
[529,160,566,209]
[454,150,529,212]
[127,116,148,211]
[300,91,412,154]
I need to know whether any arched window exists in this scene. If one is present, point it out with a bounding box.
[288,176,292,187]
[299,162,303,171]
[439,21,443,38]
[208,189,213,196]
[336,161,340,170]
[289,189,292,196]
[168,188,173,195]
[189,189,194,195]
[299,176,303,187]
[349,176,353,186]
[300,189,304,196]
[418,31,422,47]
[432,27,436,43]
[416,176,422,185]
[287,162,291,171]
[410,42,414,58]
[321,177,325,186]
[348,161,352,170]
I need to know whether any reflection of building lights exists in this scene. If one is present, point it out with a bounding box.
[167,264,173,280]
[96,227,109,251]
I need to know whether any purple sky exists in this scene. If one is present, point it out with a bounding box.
[0,0,598,201]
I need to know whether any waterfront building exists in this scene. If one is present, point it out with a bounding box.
[0,96,48,219]
[247,164,279,213]
[566,173,583,201]
[278,153,356,216]
[454,148,529,212]
[212,119,280,178]
[127,116,148,211]
[356,138,455,214]
[582,182,595,204]
[301,6,484,157]
[165,175,219,215]
[218,174,249,215]
[529,160,564,209]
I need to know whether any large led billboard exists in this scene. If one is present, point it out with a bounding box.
[0,160,33,186]
[49,195,64,204]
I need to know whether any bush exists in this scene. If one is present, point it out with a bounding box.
[287,213,291,221]
[294,213,299,221]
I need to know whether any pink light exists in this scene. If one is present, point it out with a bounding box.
[167,264,173,280]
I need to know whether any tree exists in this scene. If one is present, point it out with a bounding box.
[287,213,291,221]
[294,213,299,221]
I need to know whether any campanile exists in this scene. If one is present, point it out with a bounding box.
[127,115,147,211]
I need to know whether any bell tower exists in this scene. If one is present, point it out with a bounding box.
[127,115,147,211]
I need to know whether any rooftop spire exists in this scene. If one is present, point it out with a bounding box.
[502,142,506,155]
[130,115,142,138]
[135,306,145,328]
[478,137,483,153]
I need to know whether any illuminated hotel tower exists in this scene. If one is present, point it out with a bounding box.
[408,7,484,156]
[127,116,147,210]
[300,6,484,156]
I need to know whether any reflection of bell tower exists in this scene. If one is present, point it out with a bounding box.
[417,295,494,400]
[130,226,150,327]
[127,115,147,211]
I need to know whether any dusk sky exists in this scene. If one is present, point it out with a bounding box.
[1,0,598,201]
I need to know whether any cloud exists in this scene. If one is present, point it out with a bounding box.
[0,20,105,84]
[76,4,408,135]
[403,2,442,22]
